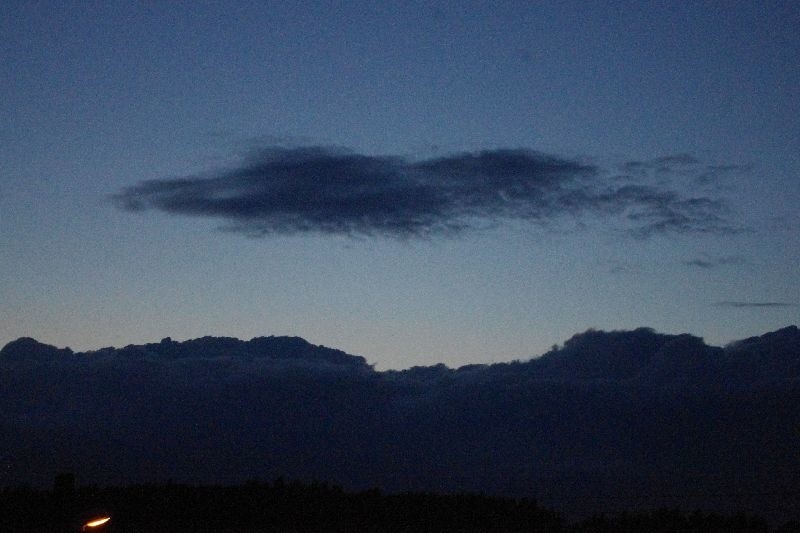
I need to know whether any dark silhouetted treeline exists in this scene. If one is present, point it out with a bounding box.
[3,478,800,532]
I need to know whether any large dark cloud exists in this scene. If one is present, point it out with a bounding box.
[113,146,740,239]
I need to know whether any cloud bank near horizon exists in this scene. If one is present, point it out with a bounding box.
[113,146,741,239]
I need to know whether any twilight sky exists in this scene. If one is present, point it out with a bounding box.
[2,1,798,369]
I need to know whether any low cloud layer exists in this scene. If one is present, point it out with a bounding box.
[114,146,740,239]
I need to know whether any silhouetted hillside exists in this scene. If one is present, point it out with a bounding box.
[1,327,799,522]
[0,337,75,360]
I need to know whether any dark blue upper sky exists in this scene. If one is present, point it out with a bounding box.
[2,1,798,368]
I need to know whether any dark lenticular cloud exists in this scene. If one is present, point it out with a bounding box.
[113,146,740,239]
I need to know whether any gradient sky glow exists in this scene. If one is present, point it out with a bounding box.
[2,1,798,368]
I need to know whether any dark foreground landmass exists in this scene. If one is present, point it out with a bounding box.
[1,326,799,524]
[2,478,796,533]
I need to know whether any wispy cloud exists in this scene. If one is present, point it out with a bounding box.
[696,164,752,185]
[619,155,751,189]
[622,153,700,176]
[684,255,746,269]
[113,146,741,239]
[714,301,795,308]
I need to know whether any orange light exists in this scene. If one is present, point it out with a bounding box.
[84,516,111,528]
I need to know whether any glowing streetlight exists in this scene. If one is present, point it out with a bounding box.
[82,516,111,530]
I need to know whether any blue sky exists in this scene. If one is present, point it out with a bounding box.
[2,1,798,368]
